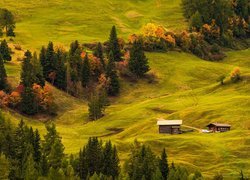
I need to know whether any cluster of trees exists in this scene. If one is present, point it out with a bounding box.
[70,137,120,179]
[0,50,55,115]
[0,8,15,37]
[0,115,68,179]
[129,23,225,61]
[38,26,149,120]
[39,26,149,98]
[182,0,249,47]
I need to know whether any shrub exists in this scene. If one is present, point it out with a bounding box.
[230,67,241,82]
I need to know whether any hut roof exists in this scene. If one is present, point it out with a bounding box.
[157,119,182,126]
[207,123,231,127]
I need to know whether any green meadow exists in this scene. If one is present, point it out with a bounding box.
[0,0,250,178]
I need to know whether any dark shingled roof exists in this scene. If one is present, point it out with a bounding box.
[207,123,231,127]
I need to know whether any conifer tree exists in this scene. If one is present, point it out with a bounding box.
[54,49,66,90]
[85,137,103,176]
[69,40,80,56]
[20,51,37,115]
[129,39,149,77]
[159,148,169,180]
[13,119,27,177]
[32,52,45,87]
[0,8,15,34]
[106,51,120,96]
[0,54,7,90]
[47,138,65,169]
[44,42,56,81]
[39,46,47,78]
[108,26,122,61]
[24,153,39,180]
[6,25,15,37]
[0,39,11,62]
[40,154,49,176]
[81,53,90,88]
[102,141,113,176]
[79,147,88,180]
[111,145,120,179]
[94,42,105,69]
[88,93,105,120]
[42,123,61,157]
[33,129,41,164]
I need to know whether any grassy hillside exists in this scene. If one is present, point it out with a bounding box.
[0,0,185,50]
[4,49,250,178]
[1,0,250,178]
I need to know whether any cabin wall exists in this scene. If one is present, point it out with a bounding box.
[159,125,181,134]
[159,126,172,134]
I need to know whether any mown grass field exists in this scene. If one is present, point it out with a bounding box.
[0,0,250,179]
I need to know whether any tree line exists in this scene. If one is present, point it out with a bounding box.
[1,113,248,179]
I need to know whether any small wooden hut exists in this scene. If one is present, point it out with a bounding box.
[207,123,231,132]
[157,119,182,134]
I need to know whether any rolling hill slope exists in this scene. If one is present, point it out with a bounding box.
[0,0,250,178]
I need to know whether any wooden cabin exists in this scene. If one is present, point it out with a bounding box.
[207,123,231,132]
[157,119,182,134]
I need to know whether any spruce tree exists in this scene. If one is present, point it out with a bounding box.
[6,25,15,37]
[159,148,169,180]
[33,129,41,164]
[106,51,120,96]
[108,26,122,61]
[94,42,105,69]
[102,141,113,176]
[42,123,61,157]
[0,39,11,62]
[32,52,45,87]
[85,137,103,176]
[88,93,103,120]
[0,8,15,34]
[79,147,88,180]
[44,42,56,81]
[0,54,7,90]
[54,49,66,90]
[47,138,65,169]
[20,51,37,115]
[111,145,120,179]
[24,154,39,180]
[13,119,27,177]
[39,46,47,78]
[129,39,149,77]
[81,53,90,88]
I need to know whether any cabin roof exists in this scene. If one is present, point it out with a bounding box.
[157,119,182,126]
[207,123,231,127]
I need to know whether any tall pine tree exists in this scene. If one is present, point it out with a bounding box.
[94,42,105,69]
[159,148,169,180]
[39,46,47,78]
[20,51,37,115]
[0,39,11,62]
[128,39,149,77]
[81,53,90,88]
[44,42,56,81]
[108,26,122,61]
[106,51,120,96]
[0,54,7,90]
[32,52,45,87]
[54,49,66,90]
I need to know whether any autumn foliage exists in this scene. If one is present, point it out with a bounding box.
[0,83,56,115]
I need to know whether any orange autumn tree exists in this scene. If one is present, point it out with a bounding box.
[230,67,241,82]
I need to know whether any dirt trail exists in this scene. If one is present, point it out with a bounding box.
[182,125,202,133]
